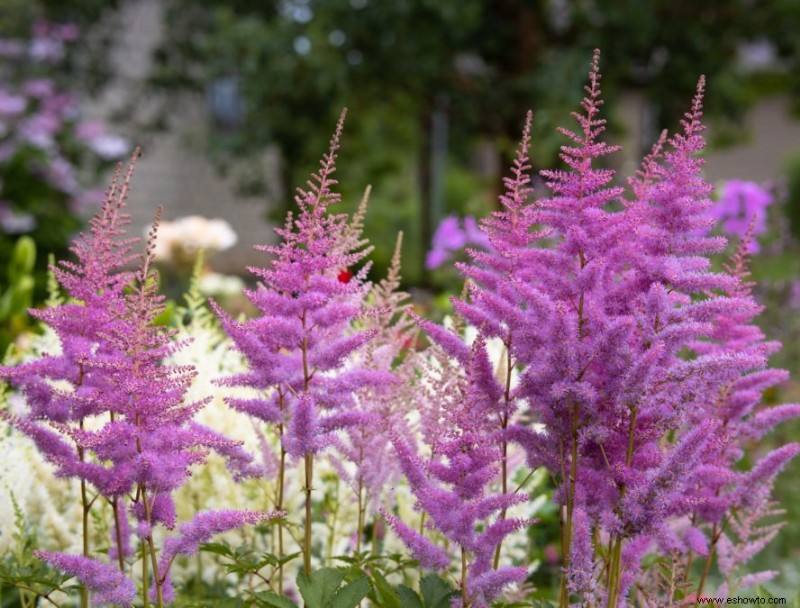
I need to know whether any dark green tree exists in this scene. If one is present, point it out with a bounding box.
[153,0,800,281]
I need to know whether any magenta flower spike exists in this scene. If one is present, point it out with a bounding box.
[214,110,384,457]
[413,51,800,606]
[35,551,136,607]
[2,153,270,606]
[385,339,531,607]
[214,110,388,576]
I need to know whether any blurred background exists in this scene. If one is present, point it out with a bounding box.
[1,0,799,597]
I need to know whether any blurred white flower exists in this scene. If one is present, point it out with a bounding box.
[198,272,245,297]
[150,215,238,264]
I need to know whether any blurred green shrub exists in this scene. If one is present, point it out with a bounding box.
[0,236,35,354]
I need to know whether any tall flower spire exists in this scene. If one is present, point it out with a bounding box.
[214,110,388,577]
[384,339,531,608]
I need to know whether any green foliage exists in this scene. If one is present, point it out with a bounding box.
[200,541,301,581]
[251,591,298,608]
[785,152,800,239]
[153,0,800,286]
[361,570,456,608]
[0,493,71,606]
[296,567,369,608]
[0,237,36,354]
[418,573,457,608]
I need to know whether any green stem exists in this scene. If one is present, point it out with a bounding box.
[303,453,314,577]
[276,389,287,595]
[558,399,580,608]
[606,535,623,608]
[461,546,469,608]
[694,522,719,606]
[606,406,638,607]
[79,413,90,608]
[493,344,513,570]
[142,539,149,608]
[141,488,164,608]
[356,478,365,557]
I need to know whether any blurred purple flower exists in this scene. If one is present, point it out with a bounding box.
[434,215,467,250]
[20,113,61,149]
[426,215,493,270]
[788,280,800,310]
[0,39,25,58]
[47,155,78,193]
[23,78,54,98]
[89,134,129,160]
[0,202,36,233]
[0,90,27,117]
[76,120,107,140]
[425,248,449,270]
[464,216,491,249]
[709,180,773,252]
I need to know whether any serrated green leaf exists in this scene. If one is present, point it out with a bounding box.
[420,573,456,608]
[297,568,345,608]
[397,584,424,608]
[200,542,234,557]
[329,575,369,608]
[368,570,403,608]
[250,591,299,608]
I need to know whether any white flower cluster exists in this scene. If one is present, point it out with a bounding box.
[149,215,237,265]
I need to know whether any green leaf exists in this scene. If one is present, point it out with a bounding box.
[277,551,302,566]
[368,570,403,608]
[200,542,234,557]
[296,568,345,608]
[250,591,299,608]
[420,573,456,608]
[396,585,424,608]
[329,576,369,608]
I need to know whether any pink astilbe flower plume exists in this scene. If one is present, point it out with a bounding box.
[385,340,531,608]
[0,153,138,444]
[666,223,800,599]
[3,153,267,604]
[35,551,136,607]
[330,232,415,550]
[423,52,799,606]
[214,110,385,457]
[214,110,388,576]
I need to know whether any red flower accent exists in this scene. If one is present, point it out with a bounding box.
[337,268,353,283]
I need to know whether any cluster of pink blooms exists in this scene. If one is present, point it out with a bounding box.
[1,51,798,607]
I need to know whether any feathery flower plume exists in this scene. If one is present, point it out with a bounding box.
[35,551,136,607]
[3,153,268,606]
[386,340,531,607]
[214,110,386,576]
[330,231,414,552]
[431,52,797,607]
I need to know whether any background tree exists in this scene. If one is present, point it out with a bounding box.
[152,0,800,282]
